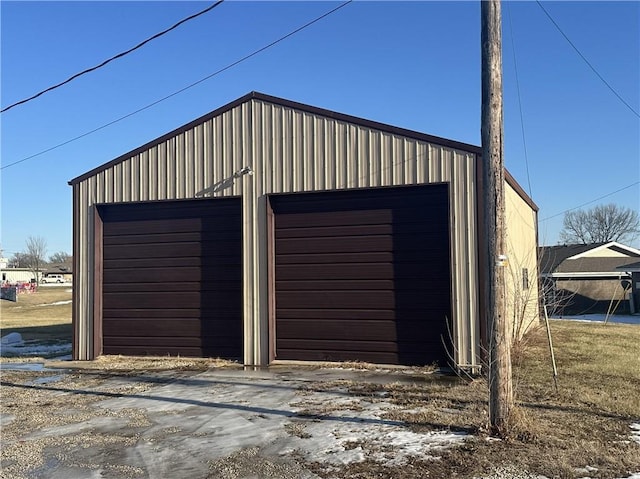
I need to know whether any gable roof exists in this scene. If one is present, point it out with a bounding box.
[539,243,606,273]
[540,242,640,274]
[68,91,536,210]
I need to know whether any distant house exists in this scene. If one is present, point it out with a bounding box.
[0,268,40,284]
[540,242,640,315]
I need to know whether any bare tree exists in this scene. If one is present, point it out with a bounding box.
[8,252,29,268]
[25,236,48,282]
[560,204,640,245]
[49,251,71,264]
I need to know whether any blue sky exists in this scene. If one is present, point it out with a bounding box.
[1,1,639,258]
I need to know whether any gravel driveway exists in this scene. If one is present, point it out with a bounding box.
[0,362,466,479]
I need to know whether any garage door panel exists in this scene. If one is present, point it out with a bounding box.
[103,319,241,337]
[271,194,446,214]
[276,263,445,281]
[100,202,240,222]
[103,218,203,236]
[276,221,448,240]
[104,291,241,310]
[103,265,240,284]
[103,281,241,293]
[103,241,240,261]
[104,221,241,240]
[276,223,393,239]
[274,210,392,228]
[276,291,396,309]
[276,234,449,255]
[278,320,397,339]
[277,263,394,281]
[104,231,202,245]
[104,266,201,284]
[104,257,200,269]
[277,279,394,291]
[276,290,449,310]
[274,348,432,365]
[101,345,191,356]
[100,198,242,359]
[103,319,202,337]
[272,184,451,366]
[103,308,240,320]
[276,236,393,255]
[276,252,394,265]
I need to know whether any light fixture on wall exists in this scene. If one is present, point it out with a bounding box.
[195,166,254,197]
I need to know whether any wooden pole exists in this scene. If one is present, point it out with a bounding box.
[481,0,513,436]
[543,304,559,392]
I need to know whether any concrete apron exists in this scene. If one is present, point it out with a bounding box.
[2,366,467,479]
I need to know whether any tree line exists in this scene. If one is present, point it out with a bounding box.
[5,236,71,280]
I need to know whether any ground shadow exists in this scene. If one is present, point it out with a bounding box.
[0,380,408,428]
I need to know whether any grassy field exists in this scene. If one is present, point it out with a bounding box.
[0,287,72,346]
[306,321,640,478]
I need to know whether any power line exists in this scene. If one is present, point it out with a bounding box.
[1,1,225,113]
[540,181,640,221]
[506,2,533,198]
[1,1,353,171]
[535,0,639,119]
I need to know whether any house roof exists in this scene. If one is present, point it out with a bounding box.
[45,263,73,274]
[540,242,640,274]
[68,91,537,211]
[618,261,640,272]
[539,243,606,273]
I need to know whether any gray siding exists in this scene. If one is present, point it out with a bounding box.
[71,96,481,367]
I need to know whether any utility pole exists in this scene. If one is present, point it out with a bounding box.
[481,0,513,436]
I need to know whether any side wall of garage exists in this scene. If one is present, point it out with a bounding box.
[504,176,540,339]
[70,93,482,367]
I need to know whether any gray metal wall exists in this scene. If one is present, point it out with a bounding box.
[71,96,481,367]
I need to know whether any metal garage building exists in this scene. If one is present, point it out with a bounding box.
[69,92,539,369]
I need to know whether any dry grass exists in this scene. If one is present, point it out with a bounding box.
[1,287,72,344]
[1,288,72,358]
[307,321,640,479]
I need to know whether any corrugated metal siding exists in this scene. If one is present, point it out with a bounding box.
[505,182,540,337]
[72,98,480,367]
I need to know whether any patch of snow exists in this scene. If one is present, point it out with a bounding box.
[474,465,549,478]
[550,314,640,325]
[1,342,72,356]
[1,413,16,427]
[1,332,23,345]
[630,423,640,444]
[575,465,599,475]
[0,362,48,371]
[38,300,72,306]
[92,370,469,468]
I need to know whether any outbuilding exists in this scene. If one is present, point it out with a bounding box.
[69,92,539,370]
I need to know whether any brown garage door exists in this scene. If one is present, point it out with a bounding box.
[98,198,242,358]
[271,184,451,366]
